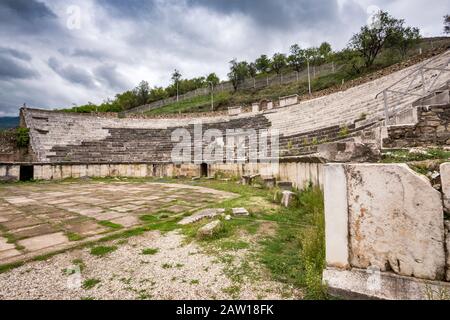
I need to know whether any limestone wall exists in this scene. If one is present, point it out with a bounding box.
[209,160,324,188]
[0,130,29,163]
[32,163,200,180]
[323,163,450,299]
[29,160,324,188]
[383,104,450,148]
[0,164,20,181]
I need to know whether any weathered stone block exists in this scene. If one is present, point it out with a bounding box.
[324,164,349,269]
[197,220,222,239]
[232,207,249,216]
[441,162,450,213]
[281,190,296,207]
[346,164,445,280]
[276,181,292,190]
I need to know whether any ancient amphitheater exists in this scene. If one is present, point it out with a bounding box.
[1,50,450,300]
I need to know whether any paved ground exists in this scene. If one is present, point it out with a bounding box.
[0,180,235,264]
[0,230,300,300]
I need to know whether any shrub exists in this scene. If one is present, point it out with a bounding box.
[16,127,29,148]
[338,125,349,137]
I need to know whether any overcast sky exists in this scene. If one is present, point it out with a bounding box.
[0,0,448,116]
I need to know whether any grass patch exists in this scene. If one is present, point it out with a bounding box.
[141,248,159,255]
[218,240,250,251]
[381,148,450,163]
[98,220,123,229]
[222,285,241,298]
[72,258,86,272]
[259,186,327,299]
[0,261,24,274]
[162,263,172,269]
[90,245,117,256]
[66,232,84,241]
[82,278,101,290]
[139,214,159,222]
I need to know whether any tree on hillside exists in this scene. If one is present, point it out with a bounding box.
[333,48,365,75]
[133,81,150,106]
[349,10,405,68]
[255,54,271,73]
[248,62,257,78]
[305,47,321,66]
[444,15,450,34]
[206,73,220,86]
[287,44,306,72]
[115,90,139,110]
[228,59,249,91]
[171,69,182,100]
[271,53,287,78]
[319,42,332,61]
[388,25,421,58]
[148,86,168,102]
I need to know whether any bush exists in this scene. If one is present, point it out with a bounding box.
[16,127,29,148]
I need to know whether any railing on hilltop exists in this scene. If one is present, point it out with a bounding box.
[124,62,338,115]
[376,50,450,125]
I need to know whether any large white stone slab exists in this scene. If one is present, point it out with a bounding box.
[345,164,445,280]
[440,162,450,213]
[18,232,69,252]
[324,164,349,269]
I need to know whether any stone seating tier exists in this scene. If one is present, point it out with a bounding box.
[22,51,450,163]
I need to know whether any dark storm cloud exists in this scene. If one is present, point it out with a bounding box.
[0,0,57,33]
[94,64,130,90]
[58,48,108,61]
[0,47,32,61]
[0,102,22,117]
[97,0,156,18]
[48,57,95,87]
[0,55,38,80]
[188,0,339,28]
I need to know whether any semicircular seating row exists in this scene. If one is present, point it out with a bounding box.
[23,51,450,163]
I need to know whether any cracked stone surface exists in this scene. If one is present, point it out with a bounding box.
[0,181,235,264]
[178,209,225,225]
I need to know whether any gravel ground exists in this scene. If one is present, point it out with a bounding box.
[0,230,301,300]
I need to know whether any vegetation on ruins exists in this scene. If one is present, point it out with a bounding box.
[381,148,450,163]
[349,11,420,67]
[228,59,251,92]
[15,127,29,148]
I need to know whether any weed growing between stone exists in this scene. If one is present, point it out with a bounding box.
[183,179,328,299]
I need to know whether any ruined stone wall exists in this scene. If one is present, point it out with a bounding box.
[323,163,450,299]
[0,159,325,188]
[32,163,200,180]
[209,158,324,188]
[0,130,32,163]
[383,104,450,148]
[0,164,20,182]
